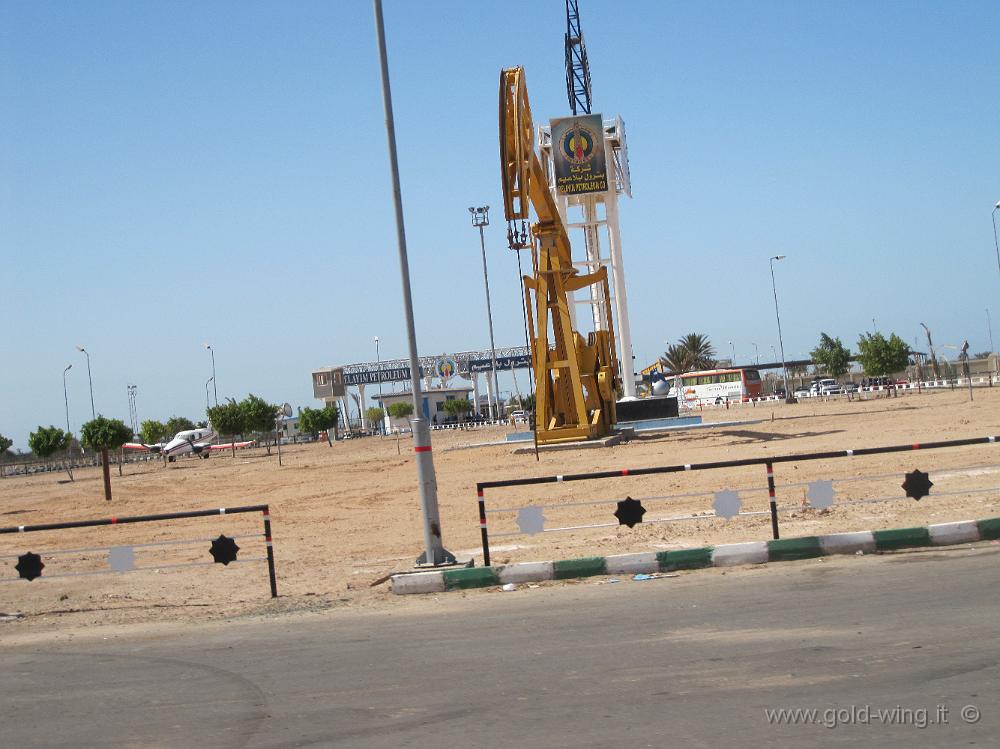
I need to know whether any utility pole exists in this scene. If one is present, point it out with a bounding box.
[373,0,454,566]
[470,206,502,419]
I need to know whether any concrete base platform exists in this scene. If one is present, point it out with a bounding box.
[512,431,627,454]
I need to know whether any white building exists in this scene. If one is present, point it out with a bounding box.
[376,386,473,430]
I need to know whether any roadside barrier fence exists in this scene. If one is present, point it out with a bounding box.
[474,435,999,567]
[1,504,278,598]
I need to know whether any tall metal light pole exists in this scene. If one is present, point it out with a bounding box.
[205,377,214,412]
[769,256,793,403]
[375,336,385,436]
[373,0,453,566]
[75,346,95,418]
[987,308,994,354]
[470,205,501,419]
[728,340,735,365]
[127,384,138,435]
[204,343,218,406]
[991,201,1000,278]
[752,342,759,365]
[63,364,73,434]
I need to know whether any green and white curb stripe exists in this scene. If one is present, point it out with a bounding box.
[390,516,1000,594]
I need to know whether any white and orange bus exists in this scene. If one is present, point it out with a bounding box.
[674,367,764,405]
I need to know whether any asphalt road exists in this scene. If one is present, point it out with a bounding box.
[2,545,998,748]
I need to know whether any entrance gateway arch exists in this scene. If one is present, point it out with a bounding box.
[311,345,531,430]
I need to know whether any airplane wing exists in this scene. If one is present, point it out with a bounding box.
[123,442,161,452]
[207,440,256,451]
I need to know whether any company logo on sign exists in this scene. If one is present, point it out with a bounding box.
[435,356,458,384]
[560,121,598,165]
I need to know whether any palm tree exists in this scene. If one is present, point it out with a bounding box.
[661,333,717,374]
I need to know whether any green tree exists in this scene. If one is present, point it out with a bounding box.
[856,332,911,380]
[0,433,11,478]
[28,425,72,459]
[80,416,133,500]
[27,426,74,481]
[298,404,340,446]
[661,333,717,374]
[139,419,169,446]
[241,394,279,453]
[365,407,385,434]
[207,399,246,457]
[387,401,414,421]
[164,416,196,437]
[442,398,471,424]
[810,333,852,378]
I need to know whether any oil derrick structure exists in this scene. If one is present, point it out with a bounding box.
[538,1,636,397]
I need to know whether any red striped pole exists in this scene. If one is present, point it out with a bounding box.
[766,461,779,540]
[477,485,491,567]
[262,506,277,598]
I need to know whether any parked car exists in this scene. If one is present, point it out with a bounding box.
[510,410,529,423]
[820,381,843,395]
[793,385,811,398]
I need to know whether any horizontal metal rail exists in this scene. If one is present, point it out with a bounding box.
[477,436,997,490]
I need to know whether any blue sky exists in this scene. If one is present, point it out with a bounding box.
[2,1,999,448]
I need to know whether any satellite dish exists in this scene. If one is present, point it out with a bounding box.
[278,402,293,418]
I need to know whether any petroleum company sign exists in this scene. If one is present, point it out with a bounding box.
[550,113,608,195]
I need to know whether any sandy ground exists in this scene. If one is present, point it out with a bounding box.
[1,386,998,635]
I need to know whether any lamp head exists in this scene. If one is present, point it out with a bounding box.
[772,255,786,261]
[994,200,1000,210]
[76,345,85,352]
[204,343,212,350]
[64,364,72,372]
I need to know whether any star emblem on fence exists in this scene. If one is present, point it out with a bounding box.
[806,480,835,509]
[209,535,240,565]
[614,496,646,528]
[15,552,44,581]
[108,546,136,572]
[516,505,546,536]
[902,470,933,501]
[713,490,742,520]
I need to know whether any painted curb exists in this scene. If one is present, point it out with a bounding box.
[605,552,659,575]
[928,520,980,546]
[391,571,445,594]
[554,556,607,579]
[499,561,554,584]
[712,541,769,567]
[389,515,1000,594]
[819,530,876,555]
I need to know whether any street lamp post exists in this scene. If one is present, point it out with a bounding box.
[127,384,138,435]
[728,340,735,365]
[470,205,502,420]
[75,346,95,419]
[752,342,759,365]
[769,256,794,404]
[205,377,214,412]
[375,336,385,436]
[991,201,1000,278]
[374,0,453,567]
[63,364,73,435]
[204,344,218,406]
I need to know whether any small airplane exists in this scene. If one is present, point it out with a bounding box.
[124,428,254,462]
